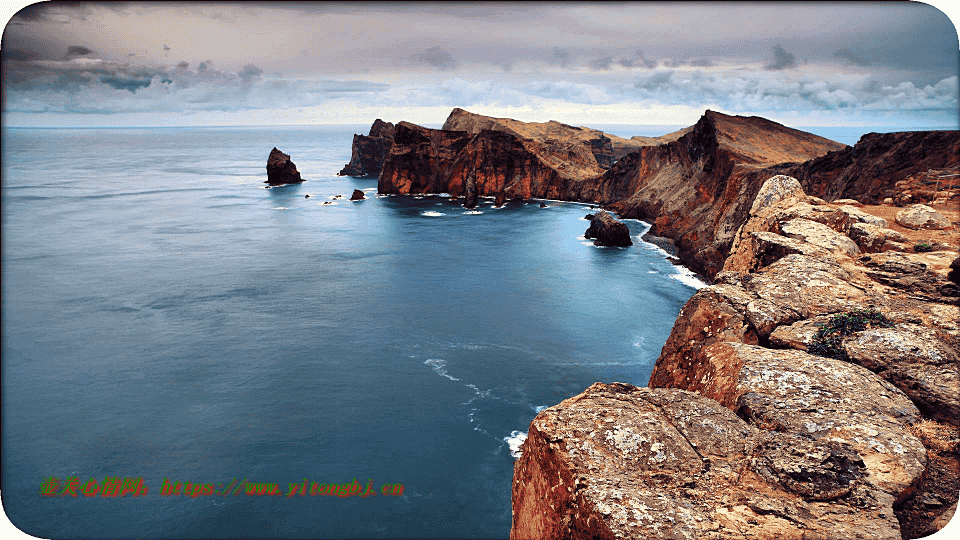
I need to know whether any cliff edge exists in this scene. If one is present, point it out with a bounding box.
[512,176,959,539]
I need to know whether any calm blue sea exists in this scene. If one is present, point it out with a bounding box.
[1,124,705,539]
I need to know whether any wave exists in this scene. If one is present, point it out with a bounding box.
[670,267,708,289]
[463,210,483,215]
[504,430,527,459]
[424,359,458,381]
[421,211,444,217]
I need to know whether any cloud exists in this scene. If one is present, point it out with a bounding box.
[635,51,658,69]
[589,56,614,70]
[65,46,94,59]
[552,47,569,67]
[238,64,263,83]
[833,47,871,67]
[766,45,796,70]
[411,46,456,70]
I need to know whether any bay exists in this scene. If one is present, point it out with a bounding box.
[2,125,701,538]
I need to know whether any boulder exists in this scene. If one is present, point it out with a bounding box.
[780,218,861,258]
[584,211,633,247]
[350,189,365,201]
[840,205,889,228]
[896,204,952,230]
[265,147,303,185]
[848,222,908,253]
[842,324,960,423]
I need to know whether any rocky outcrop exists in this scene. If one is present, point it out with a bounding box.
[513,176,959,539]
[339,119,395,177]
[780,130,960,204]
[513,381,913,540]
[584,211,633,247]
[265,147,303,185]
[350,189,365,201]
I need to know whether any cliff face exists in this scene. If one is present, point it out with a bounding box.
[339,119,395,177]
[377,109,847,279]
[371,109,960,280]
[512,176,959,540]
[782,131,960,204]
[601,111,848,278]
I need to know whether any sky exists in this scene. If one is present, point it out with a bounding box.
[1,1,959,129]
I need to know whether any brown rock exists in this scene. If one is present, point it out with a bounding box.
[512,382,907,540]
[896,204,952,230]
[584,211,633,247]
[339,119,395,177]
[350,189,365,201]
[785,130,960,204]
[265,147,303,185]
[780,218,861,258]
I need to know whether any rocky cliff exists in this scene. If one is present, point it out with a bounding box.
[377,109,848,278]
[512,176,959,539]
[372,109,960,281]
[339,119,395,177]
[781,131,960,205]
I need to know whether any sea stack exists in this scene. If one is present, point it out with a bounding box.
[350,189,365,201]
[584,211,633,247]
[265,147,303,186]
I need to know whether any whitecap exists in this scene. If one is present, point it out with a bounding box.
[421,211,444,217]
[670,267,708,290]
[273,207,289,210]
[533,405,547,413]
[424,358,458,381]
[504,430,528,459]
[463,210,483,215]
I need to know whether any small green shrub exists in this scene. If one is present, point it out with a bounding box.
[808,309,894,360]
[914,242,933,253]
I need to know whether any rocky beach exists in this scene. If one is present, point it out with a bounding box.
[344,108,960,539]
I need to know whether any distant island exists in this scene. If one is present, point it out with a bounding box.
[343,109,960,539]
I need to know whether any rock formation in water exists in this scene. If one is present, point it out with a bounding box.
[339,119,396,177]
[512,176,959,540]
[350,189,365,201]
[266,147,303,185]
[584,211,633,247]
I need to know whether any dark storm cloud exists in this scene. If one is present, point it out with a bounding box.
[635,51,658,69]
[834,47,871,67]
[589,56,614,70]
[411,47,456,70]
[65,46,94,59]
[766,45,796,70]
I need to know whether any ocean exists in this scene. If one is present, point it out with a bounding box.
[2,124,706,538]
